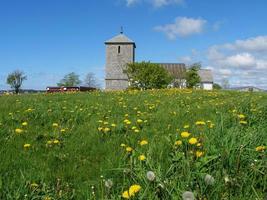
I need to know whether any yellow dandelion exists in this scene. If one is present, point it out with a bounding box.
[189,137,198,145]
[239,120,247,125]
[134,129,140,133]
[15,128,23,134]
[24,143,31,149]
[140,140,148,146]
[120,143,126,147]
[195,121,206,125]
[183,124,190,129]
[137,119,143,123]
[129,184,141,196]
[98,127,103,131]
[255,146,265,152]
[238,114,245,119]
[52,123,58,127]
[181,131,190,138]
[22,122,28,126]
[47,140,52,145]
[126,147,133,152]
[138,154,146,161]
[196,151,204,158]
[30,182,38,188]
[175,140,182,146]
[111,123,116,127]
[122,191,130,199]
[53,139,59,144]
[103,127,110,133]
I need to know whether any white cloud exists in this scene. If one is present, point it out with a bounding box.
[225,53,256,68]
[125,0,184,7]
[155,17,207,39]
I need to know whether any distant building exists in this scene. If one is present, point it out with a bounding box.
[46,86,96,93]
[105,32,214,90]
[198,69,213,90]
[229,86,264,92]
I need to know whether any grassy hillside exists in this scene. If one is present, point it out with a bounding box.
[0,89,266,199]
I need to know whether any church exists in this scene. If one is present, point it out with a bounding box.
[105,32,213,90]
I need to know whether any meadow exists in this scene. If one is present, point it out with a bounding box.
[0,89,266,200]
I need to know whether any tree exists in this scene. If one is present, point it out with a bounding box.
[125,62,172,90]
[84,72,100,88]
[213,83,222,90]
[185,63,201,88]
[57,72,81,87]
[221,78,230,89]
[6,70,27,94]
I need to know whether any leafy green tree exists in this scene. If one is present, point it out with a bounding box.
[213,83,222,90]
[185,63,201,88]
[125,62,172,90]
[6,70,27,94]
[57,72,81,87]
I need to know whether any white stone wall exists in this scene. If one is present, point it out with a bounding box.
[202,83,213,90]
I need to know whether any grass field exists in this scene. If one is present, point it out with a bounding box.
[0,89,266,200]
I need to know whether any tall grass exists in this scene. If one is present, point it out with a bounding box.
[0,89,266,199]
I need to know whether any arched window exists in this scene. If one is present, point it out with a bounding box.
[118,46,121,54]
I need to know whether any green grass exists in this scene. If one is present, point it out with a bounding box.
[0,89,266,200]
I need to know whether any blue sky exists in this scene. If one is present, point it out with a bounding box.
[0,0,267,89]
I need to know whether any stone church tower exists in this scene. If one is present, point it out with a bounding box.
[105,32,136,90]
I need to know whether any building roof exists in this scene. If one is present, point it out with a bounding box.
[198,69,213,83]
[105,33,136,47]
[158,63,187,79]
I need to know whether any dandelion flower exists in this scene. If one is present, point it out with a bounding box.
[140,140,148,146]
[52,123,59,127]
[24,144,31,149]
[129,184,141,196]
[137,119,143,123]
[53,139,60,144]
[175,140,182,146]
[126,147,133,152]
[181,131,190,138]
[204,174,215,185]
[184,125,190,129]
[255,146,265,152]
[122,191,130,199]
[239,120,247,125]
[22,122,28,126]
[188,138,198,145]
[111,123,116,127]
[196,151,204,158]
[104,179,113,189]
[238,114,245,119]
[195,121,206,126]
[146,171,156,182]
[138,154,146,161]
[182,191,194,200]
[15,128,23,134]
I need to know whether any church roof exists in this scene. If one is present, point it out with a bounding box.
[198,69,213,83]
[158,63,187,79]
[105,33,136,47]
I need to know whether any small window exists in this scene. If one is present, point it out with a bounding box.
[118,46,121,54]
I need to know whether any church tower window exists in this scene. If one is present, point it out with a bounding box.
[118,46,121,54]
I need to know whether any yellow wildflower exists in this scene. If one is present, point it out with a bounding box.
[137,119,143,123]
[255,146,266,152]
[175,140,182,146]
[47,140,52,145]
[22,122,28,126]
[134,129,140,133]
[24,144,31,149]
[60,129,66,133]
[195,121,206,125]
[103,127,110,133]
[15,128,23,134]
[98,127,103,131]
[111,123,116,127]
[120,143,126,147]
[30,182,38,188]
[122,191,130,199]
[239,120,247,125]
[196,151,204,158]
[126,147,133,152]
[138,154,146,161]
[238,114,245,119]
[189,137,198,145]
[183,125,190,129]
[52,123,58,127]
[140,140,148,146]
[53,139,59,144]
[129,184,141,196]
[181,131,190,138]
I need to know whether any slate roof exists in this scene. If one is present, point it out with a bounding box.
[157,63,187,79]
[198,69,213,83]
[105,34,136,47]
